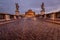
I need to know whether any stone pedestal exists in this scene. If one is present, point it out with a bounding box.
[15,11,19,16]
[41,11,45,15]
[5,14,10,20]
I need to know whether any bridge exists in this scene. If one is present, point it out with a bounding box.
[0,11,60,24]
[0,2,60,40]
[0,12,60,40]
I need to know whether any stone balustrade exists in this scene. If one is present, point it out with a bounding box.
[0,13,21,21]
[41,11,60,20]
[0,11,60,21]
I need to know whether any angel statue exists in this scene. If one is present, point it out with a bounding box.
[15,3,19,10]
[41,2,45,11]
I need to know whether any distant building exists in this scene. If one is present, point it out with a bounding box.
[25,9,35,17]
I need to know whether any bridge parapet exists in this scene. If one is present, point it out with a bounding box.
[42,11,60,20]
[0,13,21,21]
[37,11,60,21]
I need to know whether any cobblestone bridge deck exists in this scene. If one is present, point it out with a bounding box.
[0,18,60,40]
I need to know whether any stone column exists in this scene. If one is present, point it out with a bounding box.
[50,13,56,20]
[5,14,10,20]
[40,11,45,18]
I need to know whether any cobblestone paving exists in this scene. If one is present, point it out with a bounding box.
[0,18,60,40]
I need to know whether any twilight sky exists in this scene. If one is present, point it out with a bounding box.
[0,0,60,14]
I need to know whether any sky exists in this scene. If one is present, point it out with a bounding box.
[0,0,60,14]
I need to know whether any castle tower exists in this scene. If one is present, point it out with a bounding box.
[40,2,45,15]
[15,3,19,16]
[25,9,35,17]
